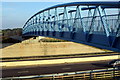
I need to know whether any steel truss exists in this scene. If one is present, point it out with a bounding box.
[23,2,120,52]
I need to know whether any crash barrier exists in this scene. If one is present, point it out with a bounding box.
[2,68,120,80]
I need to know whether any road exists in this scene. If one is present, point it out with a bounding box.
[1,60,113,78]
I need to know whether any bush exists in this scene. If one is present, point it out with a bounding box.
[41,38,68,42]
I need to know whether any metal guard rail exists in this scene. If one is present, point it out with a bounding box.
[2,68,120,80]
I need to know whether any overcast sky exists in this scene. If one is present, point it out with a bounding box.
[1,0,119,29]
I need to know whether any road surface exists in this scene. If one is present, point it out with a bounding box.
[1,60,113,78]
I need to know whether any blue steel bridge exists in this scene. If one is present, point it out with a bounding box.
[23,2,120,52]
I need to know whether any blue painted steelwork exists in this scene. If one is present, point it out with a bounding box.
[23,1,120,52]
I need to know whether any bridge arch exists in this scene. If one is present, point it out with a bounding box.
[23,2,120,52]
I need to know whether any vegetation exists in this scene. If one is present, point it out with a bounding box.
[2,28,22,36]
[2,38,21,43]
[1,28,22,43]
[1,28,67,43]
[40,37,68,42]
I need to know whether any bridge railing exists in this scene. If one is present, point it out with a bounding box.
[2,68,120,80]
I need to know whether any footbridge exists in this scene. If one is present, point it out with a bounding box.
[22,2,120,52]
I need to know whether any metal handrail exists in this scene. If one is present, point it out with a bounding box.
[2,68,119,80]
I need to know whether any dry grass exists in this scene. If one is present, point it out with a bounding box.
[1,38,106,58]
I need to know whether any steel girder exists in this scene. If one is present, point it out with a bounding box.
[23,1,120,52]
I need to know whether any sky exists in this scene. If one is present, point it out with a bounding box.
[1,2,64,29]
[1,0,120,29]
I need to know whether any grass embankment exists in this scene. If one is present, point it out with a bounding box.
[1,37,112,60]
[2,42,107,58]
[40,37,68,42]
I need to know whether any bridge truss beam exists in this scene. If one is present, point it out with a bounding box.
[23,2,120,52]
